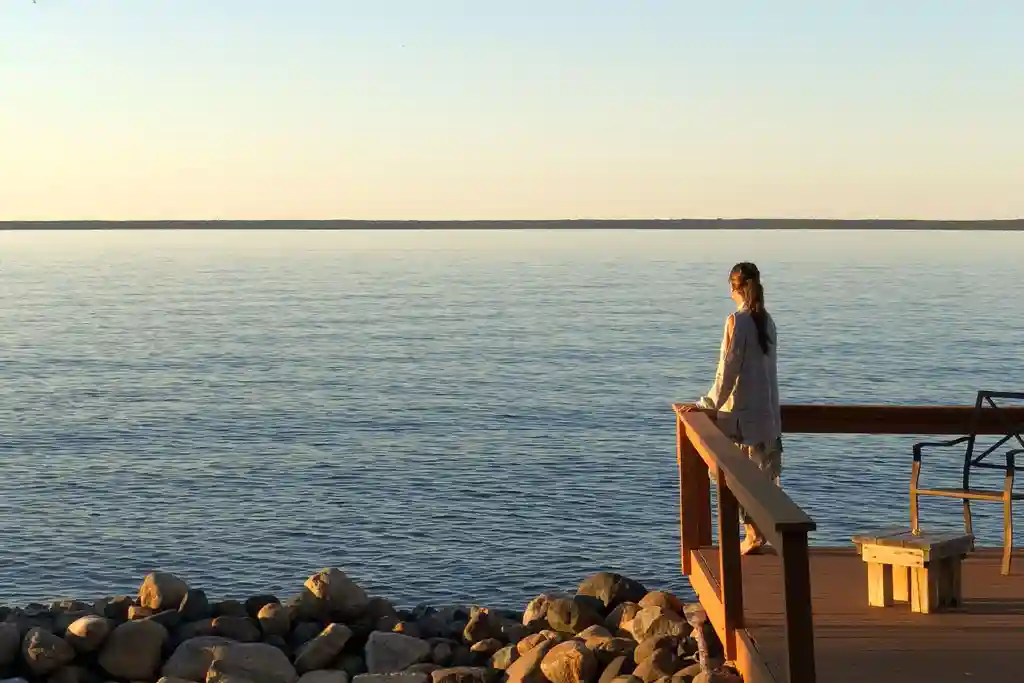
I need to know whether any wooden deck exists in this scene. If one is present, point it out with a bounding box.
[697,547,1024,681]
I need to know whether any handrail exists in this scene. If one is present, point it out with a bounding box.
[673,400,1024,683]
[780,404,1024,434]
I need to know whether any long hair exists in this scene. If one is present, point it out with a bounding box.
[730,262,771,354]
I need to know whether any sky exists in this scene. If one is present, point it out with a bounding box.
[1,1,1022,221]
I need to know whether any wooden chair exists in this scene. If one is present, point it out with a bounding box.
[910,390,1024,575]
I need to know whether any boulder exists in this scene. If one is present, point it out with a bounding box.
[504,639,554,683]
[691,672,742,683]
[214,600,250,618]
[462,608,501,644]
[546,598,602,635]
[516,634,548,656]
[541,641,598,683]
[406,664,440,675]
[176,617,219,643]
[21,627,75,676]
[213,616,262,642]
[431,641,454,666]
[147,609,184,630]
[637,593,683,615]
[98,618,169,680]
[577,625,613,641]
[429,667,494,683]
[305,569,369,620]
[522,594,561,630]
[633,649,682,683]
[258,603,292,638]
[577,574,647,611]
[159,678,198,683]
[245,595,280,619]
[585,637,636,667]
[352,675,429,683]
[179,589,212,621]
[629,609,689,643]
[292,621,324,648]
[139,571,190,611]
[633,636,679,665]
[490,644,518,670]
[45,666,96,683]
[365,632,431,674]
[468,639,502,656]
[294,624,353,673]
[65,614,113,653]
[597,656,633,683]
[162,636,297,683]
[0,622,22,666]
[129,605,156,620]
[337,654,367,679]
[100,595,134,621]
[297,673,349,683]
[604,604,641,638]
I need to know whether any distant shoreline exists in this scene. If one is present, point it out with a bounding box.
[1,219,1022,231]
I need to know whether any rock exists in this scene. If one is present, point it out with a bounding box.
[431,641,454,666]
[633,649,682,683]
[586,637,636,667]
[337,654,367,679]
[292,622,324,648]
[45,666,97,683]
[577,574,647,612]
[176,617,219,643]
[258,603,292,638]
[691,672,742,683]
[604,604,640,638]
[21,627,76,676]
[263,634,291,657]
[305,569,369,620]
[98,618,169,680]
[179,589,211,621]
[53,610,94,634]
[597,656,633,683]
[0,622,22,666]
[636,593,683,615]
[522,594,560,630]
[515,634,548,656]
[295,624,353,673]
[504,639,554,683]
[147,609,184,630]
[128,605,156,620]
[490,644,518,670]
[297,673,349,683]
[468,639,502,656]
[245,595,279,619]
[352,675,429,683]
[101,595,134,621]
[65,614,113,653]
[450,645,474,667]
[462,607,501,644]
[393,622,422,639]
[159,678,197,683]
[429,667,493,683]
[213,616,263,643]
[501,622,529,644]
[365,632,431,674]
[633,636,679,665]
[162,636,297,683]
[214,600,249,618]
[139,572,190,611]
[609,677,642,683]
[406,664,439,675]
[541,641,597,683]
[673,662,702,681]
[577,625,613,641]
[546,598,602,635]
[629,609,690,643]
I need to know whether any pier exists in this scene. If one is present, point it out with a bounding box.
[674,402,1024,683]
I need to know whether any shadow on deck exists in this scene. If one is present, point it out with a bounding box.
[698,547,1024,682]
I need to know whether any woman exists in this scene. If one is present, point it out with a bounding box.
[689,262,781,555]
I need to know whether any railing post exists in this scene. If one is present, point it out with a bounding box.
[780,530,816,683]
[679,415,712,575]
[716,467,743,661]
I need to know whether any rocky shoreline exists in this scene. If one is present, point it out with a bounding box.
[0,568,740,683]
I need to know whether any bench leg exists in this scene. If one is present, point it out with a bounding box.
[867,562,893,607]
[911,565,939,613]
[892,565,910,602]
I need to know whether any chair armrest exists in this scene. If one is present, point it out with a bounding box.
[912,436,971,462]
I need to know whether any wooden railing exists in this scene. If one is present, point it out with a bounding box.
[673,402,1024,683]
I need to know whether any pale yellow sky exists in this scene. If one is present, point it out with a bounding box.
[3,1,1022,220]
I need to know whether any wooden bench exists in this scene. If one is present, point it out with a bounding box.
[852,528,974,613]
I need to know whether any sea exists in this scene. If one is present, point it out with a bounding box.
[1,228,1022,609]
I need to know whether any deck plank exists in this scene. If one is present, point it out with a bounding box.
[697,548,1024,682]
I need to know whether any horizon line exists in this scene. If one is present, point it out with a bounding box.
[1,218,1022,231]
